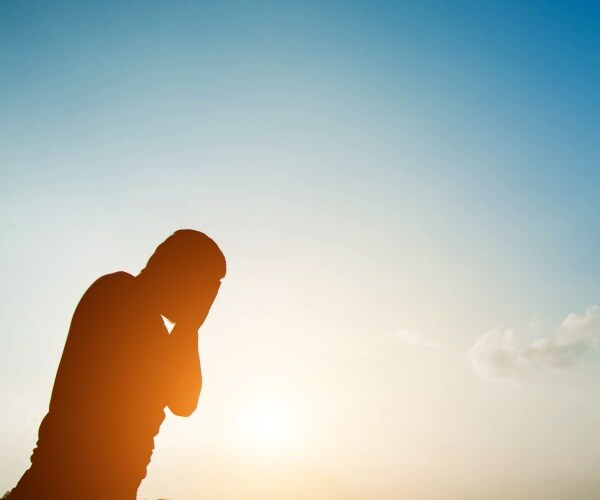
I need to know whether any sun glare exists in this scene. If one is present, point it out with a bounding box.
[239,400,298,453]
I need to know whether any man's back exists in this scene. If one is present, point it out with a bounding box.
[12,272,169,499]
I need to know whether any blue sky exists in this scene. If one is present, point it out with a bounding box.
[1,1,600,498]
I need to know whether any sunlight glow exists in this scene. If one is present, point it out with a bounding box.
[238,400,298,453]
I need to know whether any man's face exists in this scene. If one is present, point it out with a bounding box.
[161,270,223,327]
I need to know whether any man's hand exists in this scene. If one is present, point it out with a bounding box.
[171,280,221,331]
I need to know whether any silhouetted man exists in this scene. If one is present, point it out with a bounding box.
[10,230,226,499]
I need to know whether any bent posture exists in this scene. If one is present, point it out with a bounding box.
[10,230,226,499]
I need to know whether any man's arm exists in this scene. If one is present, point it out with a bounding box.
[165,322,202,417]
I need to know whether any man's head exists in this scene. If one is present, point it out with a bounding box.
[139,230,226,325]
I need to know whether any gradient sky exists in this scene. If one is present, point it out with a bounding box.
[2,1,600,498]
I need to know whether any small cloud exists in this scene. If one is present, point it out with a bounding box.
[465,329,524,380]
[392,330,440,349]
[466,306,600,380]
[527,305,600,369]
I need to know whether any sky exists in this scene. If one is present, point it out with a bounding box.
[1,1,600,498]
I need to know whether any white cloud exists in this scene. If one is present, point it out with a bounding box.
[466,306,600,380]
[527,305,600,369]
[465,329,524,379]
[392,330,440,349]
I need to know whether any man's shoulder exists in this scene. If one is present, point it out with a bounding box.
[66,272,138,340]
[92,271,136,290]
[80,272,136,306]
